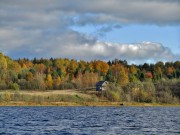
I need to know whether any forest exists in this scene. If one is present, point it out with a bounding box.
[0,52,180,104]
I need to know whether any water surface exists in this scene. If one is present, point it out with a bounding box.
[0,107,179,134]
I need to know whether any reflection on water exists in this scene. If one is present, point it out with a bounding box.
[0,107,180,134]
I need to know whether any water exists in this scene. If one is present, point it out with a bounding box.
[0,107,179,135]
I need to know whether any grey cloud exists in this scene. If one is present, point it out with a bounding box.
[1,0,180,26]
[94,24,122,37]
[62,0,180,25]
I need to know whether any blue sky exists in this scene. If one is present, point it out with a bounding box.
[0,0,180,64]
[72,25,180,53]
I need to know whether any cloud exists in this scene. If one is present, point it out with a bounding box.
[0,0,179,63]
[53,41,175,62]
[67,0,180,26]
[89,24,122,37]
[0,23,178,64]
[0,26,176,63]
[1,0,180,26]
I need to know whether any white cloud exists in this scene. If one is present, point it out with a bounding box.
[0,24,177,63]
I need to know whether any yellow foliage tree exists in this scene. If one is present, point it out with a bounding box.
[0,53,7,79]
[46,74,53,89]
[129,65,137,75]
[34,64,46,73]
[53,76,61,89]
[111,64,129,86]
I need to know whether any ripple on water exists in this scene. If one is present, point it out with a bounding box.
[0,107,179,134]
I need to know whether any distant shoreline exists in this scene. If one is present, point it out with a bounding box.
[0,101,180,107]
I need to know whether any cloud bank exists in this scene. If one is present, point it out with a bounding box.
[0,0,179,63]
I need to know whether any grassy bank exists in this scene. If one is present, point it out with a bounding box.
[1,101,180,107]
[0,90,179,106]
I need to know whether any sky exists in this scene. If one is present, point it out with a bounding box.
[0,0,180,64]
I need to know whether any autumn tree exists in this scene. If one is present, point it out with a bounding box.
[145,72,153,80]
[165,67,175,79]
[129,65,138,82]
[73,71,99,88]
[91,61,109,77]
[68,60,78,80]
[34,63,46,74]
[54,59,68,80]
[111,64,129,86]
[18,59,33,68]
[78,60,87,72]
[53,76,61,89]
[46,74,53,89]
[155,61,164,73]
[0,53,7,79]
[154,66,162,80]
[26,72,34,81]
[33,73,46,90]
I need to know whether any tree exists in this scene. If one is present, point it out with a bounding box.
[53,76,61,89]
[111,64,129,86]
[142,63,150,71]
[106,69,113,82]
[174,61,180,70]
[78,60,87,72]
[72,72,83,88]
[165,67,175,79]
[54,59,68,80]
[73,71,99,88]
[100,61,109,76]
[129,74,138,82]
[26,72,33,81]
[68,60,78,80]
[145,72,153,79]
[46,74,53,89]
[154,66,162,79]
[0,53,7,79]
[155,61,164,73]
[32,73,46,90]
[34,64,46,73]
[6,57,21,73]
[129,65,137,75]
[92,60,109,76]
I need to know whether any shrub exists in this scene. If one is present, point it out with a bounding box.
[0,80,7,90]
[4,91,11,102]
[124,82,156,102]
[18,79,28,89]
[103,83,122,101]
[60,82,76,89]
[10,82,19,90]
[0,94,3,102]
[142,82,156,102]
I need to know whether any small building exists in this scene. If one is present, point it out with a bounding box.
[96,81,108,91]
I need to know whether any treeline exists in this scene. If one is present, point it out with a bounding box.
[103,80,180,104]
[0,52,180,103]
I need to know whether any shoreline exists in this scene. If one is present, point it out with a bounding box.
[0,90,179,107]
[0,101,180,107]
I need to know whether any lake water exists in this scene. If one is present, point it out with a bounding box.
[0,107,179,135]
